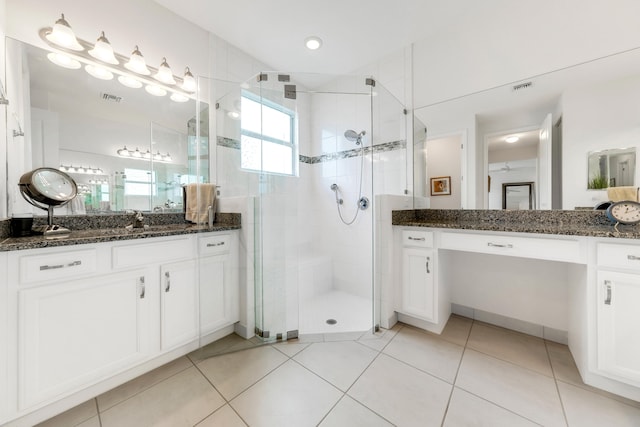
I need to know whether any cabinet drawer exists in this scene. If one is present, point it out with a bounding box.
[402,230,433,247]
[199,234,231,256]
[597,242,640,270]
[112,237,194,269]
[19,249,97,284]
[440,231,585,263]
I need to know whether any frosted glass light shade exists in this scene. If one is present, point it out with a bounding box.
[88,31,119,65]
[124,46,151,75]
[47,52,81,69]
[170,93,189,103]
[118,75,143,89]
[85,64,113,80]
[153,57,176,85]
[181,67,196,92]
[46,14,83,51]
[145,84,167,97]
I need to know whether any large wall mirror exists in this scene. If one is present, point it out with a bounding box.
[5,37,210,217]
[413,46,640,210]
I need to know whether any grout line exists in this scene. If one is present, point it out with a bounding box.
[544,340,571,426]
[440,319,475,426]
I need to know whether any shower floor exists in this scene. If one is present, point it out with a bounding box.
[299,290,373,334]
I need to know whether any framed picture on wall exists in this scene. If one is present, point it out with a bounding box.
[430,176,451,196]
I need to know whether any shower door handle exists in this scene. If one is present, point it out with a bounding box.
[426,257,431,274]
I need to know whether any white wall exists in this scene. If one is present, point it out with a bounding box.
[425,135,462,209]
[563,74,640,209]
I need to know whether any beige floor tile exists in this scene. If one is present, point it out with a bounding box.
[35,399,98,427]
[324,331,368,342]
[294,341,378,391]
[297,333,325,343]
[76,416,101,427]
[97,356,193,411]
[197,345,288,400]
[272,341,309,357]
[558,381,640,426]
[546,341,640,409]
[357,325,399,351]
[319,395,393,426]
[467,322,553,377]
[348,354,452,427]
[230,360,342,427]
[188,333,261,363]
[456,349,565,427]
[196,404,247,427]
[100,366,225,427]
[439,315,473,347]
[443,388,540,426]
[383,326,464,383]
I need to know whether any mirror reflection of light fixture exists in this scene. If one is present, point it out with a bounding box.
[170,93,189,103]
[505,136,519,143]
[124,45,151,75]
[88,31,119,64]
[145,84,167,97]
[181,67,196,92]
[85,64,113,80]
[45,14,83,51]
[46,52,81,69]
[154,57,176,85]
[116,146,172,162]
[118,75,143,89]
[227,111,240,120]
[59,165,105,175]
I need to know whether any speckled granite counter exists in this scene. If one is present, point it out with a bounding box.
[0,212,241,251]
[392,209,640,239]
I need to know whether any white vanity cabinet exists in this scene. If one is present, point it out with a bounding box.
[160,259,199,350]
[595,242,640,386]
[198,233,239,342]
[397,228,449,333]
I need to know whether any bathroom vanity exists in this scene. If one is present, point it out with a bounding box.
[392,209,640,403]
[0,218,240,426]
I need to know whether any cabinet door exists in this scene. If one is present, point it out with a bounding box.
[199,254,238,335]
[402,247,436,322]
[597,270,640,385]
[19,271,148,409]
[161,259,198,350]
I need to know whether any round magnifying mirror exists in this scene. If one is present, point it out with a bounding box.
[18,167,78,238]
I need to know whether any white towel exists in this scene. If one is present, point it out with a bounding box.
[607,186,639,202]
[184,183,217,224]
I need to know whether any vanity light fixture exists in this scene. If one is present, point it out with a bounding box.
[117,146,130,156]
[124,46,151,75]
[59,165,105,175]
[153,57,176,85]
[170,93,189,103]
[505,136,519,143]
[305,36,323,50]
[181,67,196,92]
[45,14,83,51]
[88,31,119,65]
[46,52,81,69]
[84,64,114,80]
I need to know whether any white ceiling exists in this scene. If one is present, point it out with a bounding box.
[153,0,480,75]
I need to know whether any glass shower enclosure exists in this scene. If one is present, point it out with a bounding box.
[211,72,407,341]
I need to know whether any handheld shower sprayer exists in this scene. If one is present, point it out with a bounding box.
[344,130,366,145]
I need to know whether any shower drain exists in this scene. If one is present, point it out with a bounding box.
[326,319,338,325]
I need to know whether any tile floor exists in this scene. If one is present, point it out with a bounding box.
[36,316,640,427]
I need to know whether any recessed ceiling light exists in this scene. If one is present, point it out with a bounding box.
[505,136,519,143]
[305,36,322,50]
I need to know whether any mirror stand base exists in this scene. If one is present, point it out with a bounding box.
[33,224,71,239]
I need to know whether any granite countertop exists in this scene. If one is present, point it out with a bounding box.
[392,209,640,239]
[0,212,241,252]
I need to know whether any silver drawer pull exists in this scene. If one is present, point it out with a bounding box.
[39,260,82,271]
[487,243,513,248]
[165,271,171,292]
[207,242,226,247]
[627,255,640,261]
[426,256,431,274]
[408,237,426,241]
[138,276,146,299]
[604,280,612,305]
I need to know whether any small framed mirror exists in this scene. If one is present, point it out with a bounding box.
[502,182,534,210]
[587,147,636,189]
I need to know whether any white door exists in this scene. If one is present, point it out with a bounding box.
[161,259,198,350]
[19,271,148,409]
[402,247,435,322]
[597,270,640,385]
[537,113,553,210]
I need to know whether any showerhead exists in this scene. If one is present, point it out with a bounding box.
[344,129,366,145]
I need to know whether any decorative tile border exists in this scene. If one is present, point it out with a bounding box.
[216,136,406,164]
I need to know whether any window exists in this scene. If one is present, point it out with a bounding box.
[240,92,297,176]
[124,168,156,196]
